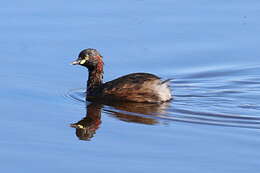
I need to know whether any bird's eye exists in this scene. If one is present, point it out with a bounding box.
[79,55,89,64]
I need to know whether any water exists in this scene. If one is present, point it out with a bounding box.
[1,0,260,172]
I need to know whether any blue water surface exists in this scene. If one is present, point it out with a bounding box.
[0,0,260,172]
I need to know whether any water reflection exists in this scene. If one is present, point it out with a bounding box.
[70,101,170,141]
[70,103,102,141]
[68,65,260,139]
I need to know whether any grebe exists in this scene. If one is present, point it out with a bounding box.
[71,48,172,103]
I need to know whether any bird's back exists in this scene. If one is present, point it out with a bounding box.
[101,73,172,103]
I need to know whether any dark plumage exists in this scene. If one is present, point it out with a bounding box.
[71,48,172,103]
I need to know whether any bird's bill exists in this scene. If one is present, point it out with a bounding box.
[70,60,80,65]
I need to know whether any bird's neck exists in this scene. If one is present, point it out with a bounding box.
[87,68,103,96]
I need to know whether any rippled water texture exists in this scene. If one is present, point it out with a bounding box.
[1,0,260,172]
[67,65,260,130]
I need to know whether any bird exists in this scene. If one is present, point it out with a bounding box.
[71,48,172,103]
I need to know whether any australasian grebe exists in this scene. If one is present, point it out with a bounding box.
[71,48,172,103]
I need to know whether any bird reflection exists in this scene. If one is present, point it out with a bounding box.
[70,103,102,141]
[70,101,170,141]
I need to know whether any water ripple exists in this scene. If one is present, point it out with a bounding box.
[66,65,260,129]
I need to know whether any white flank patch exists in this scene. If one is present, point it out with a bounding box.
[152,80,172,102]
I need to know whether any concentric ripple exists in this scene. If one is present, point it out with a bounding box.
[66,65,260,129]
